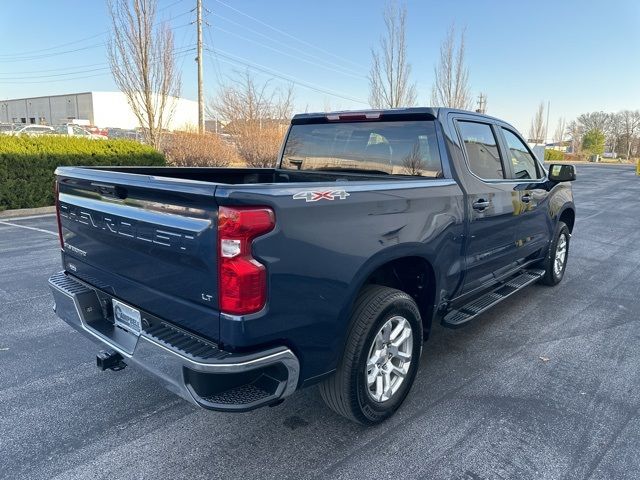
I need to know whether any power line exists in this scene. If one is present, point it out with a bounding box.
[0,45,195,77]
[0,67,111,80]
[0,63,107,75]
[0,31,195,77]
[0,43,107,63]
[213,0,367,70]
[0,72,110,85]
[0,3,185,59]
[159,0,185,12]
[0,49,195,84]
[203,47,367,105]
[175,11,195,77]
[211,24,367,81]
[0,32,107,58]
[211,12,365,78]
[203,22,224,86]
[0,10,193,62]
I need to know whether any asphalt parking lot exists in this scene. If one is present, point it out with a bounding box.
[1,163,638,480]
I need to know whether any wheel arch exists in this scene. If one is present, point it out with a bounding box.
[558,206,575,233]
[359,256,437,334]
[337,246,441,358]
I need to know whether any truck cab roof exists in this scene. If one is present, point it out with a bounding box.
[291,107,508,128]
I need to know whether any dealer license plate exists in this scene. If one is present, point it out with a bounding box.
[112,299,142,335]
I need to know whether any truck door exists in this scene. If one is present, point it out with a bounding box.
[452,118,521,294]
[496,126,551,263]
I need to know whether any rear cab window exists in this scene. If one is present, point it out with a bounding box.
[280,120,443,177]
[457,121,505,180]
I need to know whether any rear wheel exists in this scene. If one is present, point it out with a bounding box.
[319,285,423,425]
[539,221,570,286]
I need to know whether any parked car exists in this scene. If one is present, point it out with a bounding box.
[86,125,108,137]
[106,127,142,141]
[11,124,55,136]
[0,123,17,134]
[53,124,106,139]
[48,108,576,425]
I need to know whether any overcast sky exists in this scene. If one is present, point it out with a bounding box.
[1,0,639,135]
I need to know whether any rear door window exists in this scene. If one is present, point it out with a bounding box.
[457,121,505,179]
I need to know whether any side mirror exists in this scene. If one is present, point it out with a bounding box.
[548,164,576,182]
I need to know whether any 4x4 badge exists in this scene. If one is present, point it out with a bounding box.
[293,189,350,202]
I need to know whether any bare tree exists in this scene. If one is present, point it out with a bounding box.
[553,117,566,144]
[619,110,640,159]
[107,0,181,149]
[576,111,610,133]
[607,112,622,156]
[431,24,473,110]
[368,1,417,109]
[528,102,546,143]
[162,131,240,167]
[401,142,424,175]
[565,120,583,154]
[210,71,293,125]
[209,71,294,167]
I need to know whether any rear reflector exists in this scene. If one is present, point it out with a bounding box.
[218,206,275,315]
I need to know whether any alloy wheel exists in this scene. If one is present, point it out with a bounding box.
[365,315,413,403]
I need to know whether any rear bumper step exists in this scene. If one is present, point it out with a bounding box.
[48,271,300,412]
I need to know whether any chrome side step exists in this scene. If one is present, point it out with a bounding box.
[442,269,545,328]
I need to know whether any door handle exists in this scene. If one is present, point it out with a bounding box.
[521,194,531,203]
[472,199,491,211]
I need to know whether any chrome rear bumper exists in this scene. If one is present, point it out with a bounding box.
[48,271,300,412]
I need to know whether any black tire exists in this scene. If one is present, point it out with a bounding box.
[539,221,570,286]
[319,285,423,425]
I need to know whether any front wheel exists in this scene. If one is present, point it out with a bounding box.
[319,285,423,425]
[539,221,570,286]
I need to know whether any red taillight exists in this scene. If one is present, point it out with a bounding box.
[218,206,275,315]
[54,180,64,250]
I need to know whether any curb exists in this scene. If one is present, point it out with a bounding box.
[543,161,636,167]
[0,205,56,219]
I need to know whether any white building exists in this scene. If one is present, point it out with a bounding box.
[0,91,197,130]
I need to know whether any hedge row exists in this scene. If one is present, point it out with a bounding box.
[544,148,565,161]
[0,136,164,210]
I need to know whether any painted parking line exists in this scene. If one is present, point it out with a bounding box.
[0,220,57,236]
[580,211,602,221]
[0,213,56,222]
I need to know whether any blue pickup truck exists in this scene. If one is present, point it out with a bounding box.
[49,108,576,425]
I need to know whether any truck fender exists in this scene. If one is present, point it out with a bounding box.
[332,243,441,366]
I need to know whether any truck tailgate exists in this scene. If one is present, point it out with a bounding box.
[56,167,221,340]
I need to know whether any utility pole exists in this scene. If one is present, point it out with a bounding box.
[475,93,487,114]
[544,100,550,145]
[196,0,204,134]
